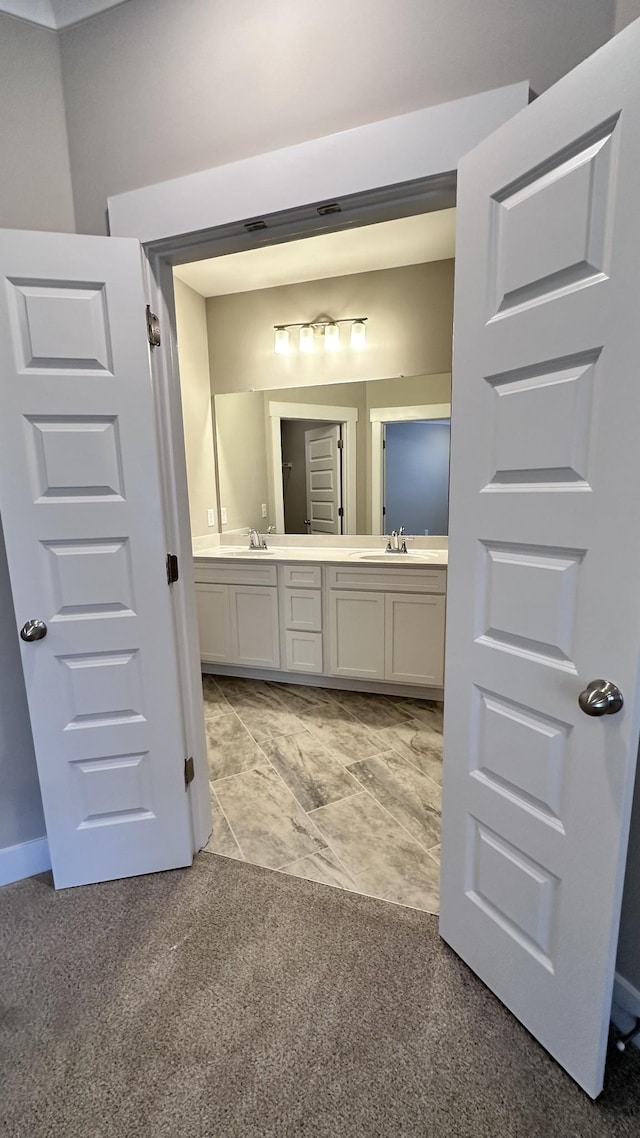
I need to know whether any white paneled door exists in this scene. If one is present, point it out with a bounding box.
[440,20,640,1098]
[305,423,342,534]
[0,231,192,888]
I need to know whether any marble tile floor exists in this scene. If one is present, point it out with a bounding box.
[201,674,443,913]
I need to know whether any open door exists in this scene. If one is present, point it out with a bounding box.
[440,19,640,1097]
[0,230,193,889]
[305,423,343,534]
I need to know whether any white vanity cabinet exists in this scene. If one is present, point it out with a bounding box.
[194,553,446,693]
[194,562,280,669]
[326,565,446,687]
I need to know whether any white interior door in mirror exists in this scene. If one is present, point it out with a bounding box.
[440,19,640,1098]
[305,423,342,534]
[0,230,192,889]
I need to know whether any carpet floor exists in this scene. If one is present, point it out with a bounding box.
[1,854,639,1138]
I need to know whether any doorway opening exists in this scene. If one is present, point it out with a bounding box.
[280,419,344,535]
[170,202,453,911]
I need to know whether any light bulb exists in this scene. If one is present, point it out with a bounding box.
[274,327,289,355]
[351,320,366,349]
[299,325,314,353]
[324,323,340,352]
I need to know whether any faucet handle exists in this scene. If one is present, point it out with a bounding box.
[267,525,275,534]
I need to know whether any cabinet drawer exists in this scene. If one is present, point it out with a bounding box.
[327,565,445,594]
[193,560,277,587]
[285,630,323,674]
[281,564,322,589]
[282,588,322,632]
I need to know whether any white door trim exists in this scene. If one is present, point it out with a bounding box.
[370,400,451,533]
[108,84,530,247]
[268,400,358,533]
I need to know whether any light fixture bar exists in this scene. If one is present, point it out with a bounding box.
[272,317,368,331]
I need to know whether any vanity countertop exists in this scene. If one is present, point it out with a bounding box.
[193,544,448,567]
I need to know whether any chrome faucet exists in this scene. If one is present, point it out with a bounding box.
[386,526,408,554]
[248,528,267,551]
[248,526,275,551]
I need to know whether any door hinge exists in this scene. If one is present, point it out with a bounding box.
[337,438,344,450]
[146,305,161,348]
[338,507,344,518]
[382,506,386,516]
[166,553,179,584]
[184,756,195,788]
[382,439,386,449]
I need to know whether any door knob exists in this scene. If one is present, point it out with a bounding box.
[20,619,47,643]
[578,679,623,717]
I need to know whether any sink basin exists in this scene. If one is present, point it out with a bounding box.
[350,550,442,562]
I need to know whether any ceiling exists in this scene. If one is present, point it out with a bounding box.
[174,209,456,299]
[0,0,130,29]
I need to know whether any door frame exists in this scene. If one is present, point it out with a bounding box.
[112,83,530,853]
[268,400,358,533]
[369,398,451,532]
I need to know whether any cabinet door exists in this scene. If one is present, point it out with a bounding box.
[230,585,280,669]
[384,593,445,686]
[328,590,385,679]
[195,583,232,664]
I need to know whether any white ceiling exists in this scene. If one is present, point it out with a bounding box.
[0,0,130,29]
[174,209,456,298]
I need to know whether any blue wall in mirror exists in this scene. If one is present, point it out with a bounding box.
[384,419,450,535]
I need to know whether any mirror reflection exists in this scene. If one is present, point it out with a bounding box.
[214,373,451,537]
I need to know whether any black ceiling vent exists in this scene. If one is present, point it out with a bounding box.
[244,219,268,232]
[317,202,341,216]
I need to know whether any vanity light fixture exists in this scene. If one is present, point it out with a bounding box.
[274,326,290,355]
[273,317,368,355]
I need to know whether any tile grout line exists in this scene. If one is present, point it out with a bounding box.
[275,839,358,888]
[250,741,332,850]
[371,728,444,790]
[209,783,248,863]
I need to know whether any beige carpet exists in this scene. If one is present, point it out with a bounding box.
[1,854,639,1137]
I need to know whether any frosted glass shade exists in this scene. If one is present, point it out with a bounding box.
[351,320,366,349]
[299,325,314,353]
[324,323,340,351]
[274,327,289,354]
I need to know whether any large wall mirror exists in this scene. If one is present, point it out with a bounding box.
[213,371,451,538]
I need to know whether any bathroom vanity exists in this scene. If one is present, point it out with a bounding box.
[193,541,447,698]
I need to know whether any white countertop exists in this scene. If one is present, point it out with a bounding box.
[193,544,448,567]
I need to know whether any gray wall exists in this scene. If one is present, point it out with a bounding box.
[207,262,455,396]
[57,0,616,235]
[615,0,640,32]
[0,12,76,860]
[0,13,75,232]
[0,521,45,850]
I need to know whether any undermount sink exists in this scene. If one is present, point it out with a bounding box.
[350,550,442,562]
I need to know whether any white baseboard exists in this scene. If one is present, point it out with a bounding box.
[0,836,51,887]
[611,972,640,1046]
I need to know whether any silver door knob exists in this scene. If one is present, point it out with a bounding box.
[20,619,47,643]
[578,679,623,717]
